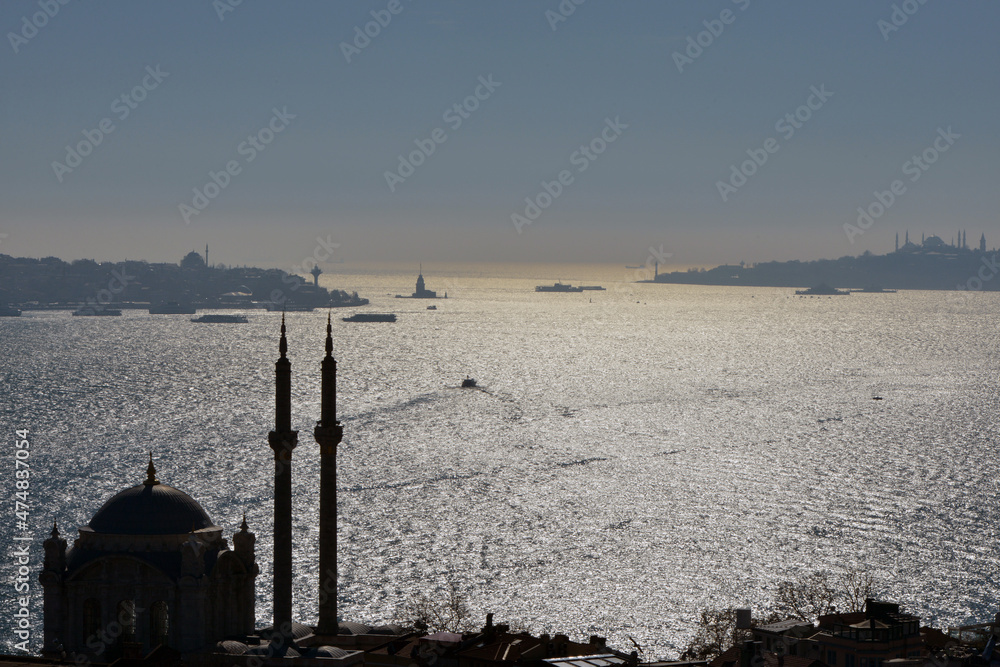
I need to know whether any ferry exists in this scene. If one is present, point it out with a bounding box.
[191,314,248,323]
[535,283,584,292]
[795,284,850,296]
[343,313,396,322]
[854,286,897,294]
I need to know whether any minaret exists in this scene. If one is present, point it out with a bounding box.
[906,230,909,245]
[205,243,209,269]
[268,315,298,641]
[981,233,987,253]
[895,232,899,252]
[314,314,343,635]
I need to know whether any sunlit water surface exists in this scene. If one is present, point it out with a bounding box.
[2,262,999,657]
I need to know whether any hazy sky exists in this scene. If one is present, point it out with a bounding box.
[1,1,997,268]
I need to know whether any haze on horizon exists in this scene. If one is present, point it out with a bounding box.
[1,1,996,270]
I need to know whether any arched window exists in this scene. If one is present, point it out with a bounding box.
[150,601,169,646]
[82,598,101,644]
[116,600,136,640]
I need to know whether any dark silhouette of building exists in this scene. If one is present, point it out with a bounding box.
[268,314,298,642]
[315,314,343,636]
[39,456,258,657]
[396,265,444,298]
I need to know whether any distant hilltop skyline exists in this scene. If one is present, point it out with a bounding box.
[654,228,998,291]
[1,227,993,275]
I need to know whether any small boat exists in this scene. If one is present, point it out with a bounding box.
[579,285,606,291]
[73,307,122,316]
[427,305,437,310]
[461,377,477,388]
[191,314,248,323]
[342,313,396,322]
[149,301,196,314]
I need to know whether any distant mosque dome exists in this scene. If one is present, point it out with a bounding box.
[87,482,214,535]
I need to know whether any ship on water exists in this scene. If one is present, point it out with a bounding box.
[343,313,397,322]
[795,284,850,296]
[854,286,897,293]
[191,313,248,323]
[536,282,584,292]
[72,307,122,316]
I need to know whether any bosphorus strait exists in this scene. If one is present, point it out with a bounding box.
[3,263,999,658]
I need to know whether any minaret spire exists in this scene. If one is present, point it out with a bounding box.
[145,452,159,486]
[268,315,298,642]
[315,313,343,635]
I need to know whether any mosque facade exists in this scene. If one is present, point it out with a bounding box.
[38,457,257,656]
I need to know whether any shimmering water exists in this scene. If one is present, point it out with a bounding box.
[2,262,999,657]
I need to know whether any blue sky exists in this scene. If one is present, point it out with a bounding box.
[1,1,997,267]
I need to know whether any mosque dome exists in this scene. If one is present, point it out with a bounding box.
[86,457,214,535]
